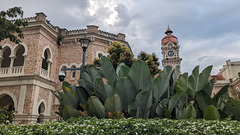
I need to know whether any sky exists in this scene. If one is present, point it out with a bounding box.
[1,0,240,75]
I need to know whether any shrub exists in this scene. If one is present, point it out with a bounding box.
[0,117,240,134]
[0,105,15,124]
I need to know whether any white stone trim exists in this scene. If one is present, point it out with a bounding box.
[37,99,47,115]
[0,43,14,59]
[0,90,17,110]
[95,51,109,58]
[12,43,28,57]
[17,85,26,114]
[42,45,52,62]
[59,63,69,70]
[69,63,81,68]
[0,76,56,90]
[32,86,39,115]
[47,91,52,116]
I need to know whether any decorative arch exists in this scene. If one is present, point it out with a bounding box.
[37,99,47,116]
[0,90,17,110]
[42,45,52,62]
[71,65,77,79]
[13,43,28,57]
[0,43,13,59]
[59,63,69,74]
[95,51,108,58]
[69,63,81,68]
[13,45,26,67]
[41,46,52,78]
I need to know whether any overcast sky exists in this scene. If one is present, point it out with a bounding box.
[1,0,240,75]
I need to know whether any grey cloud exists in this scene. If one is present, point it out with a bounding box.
[1,0,240,75]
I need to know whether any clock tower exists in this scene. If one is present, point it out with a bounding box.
[161,26,182,69]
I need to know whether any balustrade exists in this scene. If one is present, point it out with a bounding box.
[40,68,48,77]
[0,66,24,76]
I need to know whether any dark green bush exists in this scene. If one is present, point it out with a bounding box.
[1,117,240,134]
[0,105,15,124]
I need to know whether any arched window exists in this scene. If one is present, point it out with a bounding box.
[13,45,25,67]
[1,47,11,68]
[42,50,49,70]
[61,66,67,74]
[41,47,52,78]
[98,53,103,58]
[0,94,15,111]
[37,102,45,123]
[71,65,76,79]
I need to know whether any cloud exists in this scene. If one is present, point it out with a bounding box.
[1,0,240,75]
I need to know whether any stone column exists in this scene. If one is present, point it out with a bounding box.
[17,85,26,114]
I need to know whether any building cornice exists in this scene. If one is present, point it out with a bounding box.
[0,74,57,90]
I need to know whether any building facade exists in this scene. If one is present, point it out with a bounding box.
[161,26,182,69]
[212,60,240,98]
[0,12,130,124]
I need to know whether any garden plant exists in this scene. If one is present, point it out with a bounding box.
[53,56,240,121]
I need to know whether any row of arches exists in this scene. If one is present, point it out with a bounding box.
[0,44,27,68]
[0,91,46,123]
[0,43,53,78]
[60,63,81,79]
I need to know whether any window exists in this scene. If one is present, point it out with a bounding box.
[71,65,76,79]
[62,66,67,74]
[13,45,25,67]
[41,47,52,78]
[98,53,103,58]
[41,51,48,70]
[1,47,11,68]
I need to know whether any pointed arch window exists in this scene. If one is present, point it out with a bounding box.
[41,48,52,78]
[1,47,11,68]
[71,65,76,79]
[61,66,67,75]
[13,45,25,67]
[42,51,49,70]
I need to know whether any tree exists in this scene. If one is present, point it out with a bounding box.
[93,41,135,69]
[0,7,28,46]
[0,105,16,124]
[137,51,161,76]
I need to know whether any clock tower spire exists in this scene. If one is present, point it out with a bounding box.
[161,26,182,69]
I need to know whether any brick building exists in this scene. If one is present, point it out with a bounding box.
[212,60,240,98]
[0,12,130,124]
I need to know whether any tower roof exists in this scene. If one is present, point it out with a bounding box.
[165,25,173,34]
[161,26,178,45]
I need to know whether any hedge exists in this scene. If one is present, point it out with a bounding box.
[1,117,240,134]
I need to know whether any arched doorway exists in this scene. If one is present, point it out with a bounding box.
[0,94,15,123]
[37,102,45,123]
[0,94,15,111]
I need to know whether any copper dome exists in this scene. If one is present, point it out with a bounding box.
[161,26,178,45]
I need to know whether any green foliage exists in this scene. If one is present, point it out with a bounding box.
[203,105,220,120]
[179,105,197,119]
[86,96,105,118]
[0,7,28,44]
[1,117,240,134]
[137,51,161,75]
[53,56,239,121]
[0,105,16,124]
[224,97,240,120]
[107,41,134,69]
[93,58,100,67]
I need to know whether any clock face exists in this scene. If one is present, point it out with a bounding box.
[168,51,174,56]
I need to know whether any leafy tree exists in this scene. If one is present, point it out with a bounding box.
[93,58,101,67]
[0,7,28,46]
[0,105,16,124]
[137,51,161,75]
[93,41,135,69]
